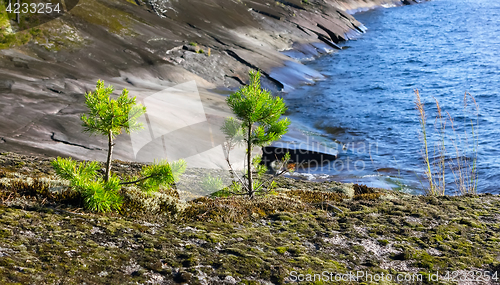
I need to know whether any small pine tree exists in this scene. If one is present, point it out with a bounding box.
[81,80,146,182]
[222,70,290,198]
[52,80,187,213]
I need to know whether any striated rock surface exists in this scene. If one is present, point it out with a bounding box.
[0,0,415,161]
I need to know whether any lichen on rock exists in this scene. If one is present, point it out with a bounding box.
[0,153,499,284]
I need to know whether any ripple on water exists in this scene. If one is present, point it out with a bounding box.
[283,0,500,194]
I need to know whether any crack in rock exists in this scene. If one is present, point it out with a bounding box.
[225,49,285,90]
[50,132,102,151]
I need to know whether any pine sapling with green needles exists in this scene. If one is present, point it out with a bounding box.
[81,80,146,182]
[222,70,291,198]
[51,80,186,212]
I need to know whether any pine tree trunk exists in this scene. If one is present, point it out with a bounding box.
[247,123,253,198]
[105,130,114,182]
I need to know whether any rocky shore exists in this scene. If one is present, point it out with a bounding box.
[1,0,420,162]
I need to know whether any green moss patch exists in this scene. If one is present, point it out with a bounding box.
[70,0,137,36]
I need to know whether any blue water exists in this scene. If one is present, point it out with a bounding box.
[285,0,500,194]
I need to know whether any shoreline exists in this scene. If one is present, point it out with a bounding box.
[0,0,425,168]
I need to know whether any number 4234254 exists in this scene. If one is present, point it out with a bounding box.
[6,2,61,14]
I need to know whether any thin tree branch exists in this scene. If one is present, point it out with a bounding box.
[223,142,249,193]
[119,175,153,185]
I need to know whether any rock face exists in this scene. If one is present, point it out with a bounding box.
[262,131,339,168]
[0,0,418,161]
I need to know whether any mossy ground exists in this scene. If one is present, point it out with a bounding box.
[1,152,500,284]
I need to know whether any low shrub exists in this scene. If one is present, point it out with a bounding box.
[286,189,345,203]
[51,157,186,213]
[51,157,122,212]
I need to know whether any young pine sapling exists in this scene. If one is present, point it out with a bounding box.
[222,70,291,198]
[52,80,186,212]
[81,80,146,182]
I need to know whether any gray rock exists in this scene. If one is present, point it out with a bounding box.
[183,45,201,53]
[0,80,13,91]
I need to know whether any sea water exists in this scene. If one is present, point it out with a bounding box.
[285,0,500,194]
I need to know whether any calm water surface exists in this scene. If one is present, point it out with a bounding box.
[285,0,500,194]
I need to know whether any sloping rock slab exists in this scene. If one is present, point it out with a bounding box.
[262,131,338,167]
